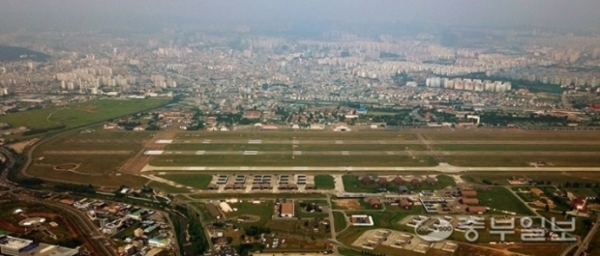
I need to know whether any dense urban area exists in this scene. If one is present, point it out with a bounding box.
[2,3,600,256]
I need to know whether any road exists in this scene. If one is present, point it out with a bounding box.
[570,214,600,256]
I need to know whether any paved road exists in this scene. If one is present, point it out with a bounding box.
[571,215,600,256]
[141,163,600,173]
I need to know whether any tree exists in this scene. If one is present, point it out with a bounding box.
[545,204,550,212]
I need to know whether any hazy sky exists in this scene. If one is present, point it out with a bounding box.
[1,0,599,31]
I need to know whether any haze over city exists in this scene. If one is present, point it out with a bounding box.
[2,1,600,256]
[2,0,600,31]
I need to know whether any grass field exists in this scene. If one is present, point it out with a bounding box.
[461,172,600,186]
[222,201,274,227]
[0,98,169,130]
[149,155,438,167]
[477,187,534,215]
[26,129,152,178]
[314,175,335,190]
[160,174,212,189]
[342,175,455,193]
[333,211,347,231]
[421,129,600,141]
[147,181,191,194]
[165,143,426,151]
[445,155,600,167]
[436,144,600,151]
[24,166,149,188]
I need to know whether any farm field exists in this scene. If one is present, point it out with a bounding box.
[0,98,169,130]
[159,174,212,189]
[149,155,438,167]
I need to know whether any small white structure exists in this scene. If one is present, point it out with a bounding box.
[144,150,164,155]
[219,202,233,213]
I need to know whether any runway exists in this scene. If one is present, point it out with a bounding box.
[152,150,600,156]
[166,139,600,145]
[140,163,600,173]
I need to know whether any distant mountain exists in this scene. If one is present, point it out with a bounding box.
[0,45,51,62]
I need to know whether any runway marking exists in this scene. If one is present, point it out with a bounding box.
[195,151,205,155]
[386,151,394,155]
[293,167,308,171]
[202,139,211,144]
[335,140,343,144]
[379,140,387,144]
[240,166,250,170]
[248,140,262,144]
[293,151,302,155]
[243,151,258,155]
[341,151,350,155]
[395,167,405,171]
[293,140,299,144]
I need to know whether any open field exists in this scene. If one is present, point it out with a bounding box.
[421,129,600,141]
[477,187,535,215]
[0,98,169,130]
[222,201,274,227]
[332,211,347,231]
[160,174,212,189]
[435,144,600,151]
[24,165,149,188]
[147,181,191,194]
[445,155,600,167]
[461,172,600,186]
[25,129,153,181]
[342,175,455,193]
[149,155,438,167]
[314,175,335,190]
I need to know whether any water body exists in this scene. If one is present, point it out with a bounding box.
[0,45,51,62]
